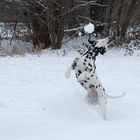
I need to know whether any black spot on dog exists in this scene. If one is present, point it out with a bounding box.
[88,52,92,55]
[89,84,95,88]
[103,88,105,91]
[78,70,81,74]
[96,86,98,88]
[76,74,78,78]
[89,68,92,72]
[85,67,87,70]
[80,82,84,86]
[84,59,87,62]
[88,63,92,67]
[87,78,90,80]
[85,67,92,72]
[83,80,87,83]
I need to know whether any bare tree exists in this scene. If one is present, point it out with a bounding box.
[120,0,139,41]
[25,0,99,49]
[102,0,140,43]
[0,0,139,49]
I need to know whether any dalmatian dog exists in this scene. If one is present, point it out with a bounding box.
[65,37,125,119]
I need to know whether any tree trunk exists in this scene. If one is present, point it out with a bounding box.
[48,0,65,49]
[120,0,137,41]
[31,19,51,49]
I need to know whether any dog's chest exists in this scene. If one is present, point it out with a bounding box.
[74,57,98,91]
[75,56,90,77]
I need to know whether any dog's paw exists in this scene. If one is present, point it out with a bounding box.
[65,66,72,78]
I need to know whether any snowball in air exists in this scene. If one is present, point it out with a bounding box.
[84,23,95,33]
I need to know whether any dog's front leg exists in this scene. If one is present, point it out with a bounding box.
[65,58,79,78]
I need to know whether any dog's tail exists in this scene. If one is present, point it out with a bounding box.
[105,92,125,99]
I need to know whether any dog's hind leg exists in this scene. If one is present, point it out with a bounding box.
[98,93,107,119]
[96,88,107,119]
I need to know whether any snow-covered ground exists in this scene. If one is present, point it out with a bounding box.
[0,48,140,140]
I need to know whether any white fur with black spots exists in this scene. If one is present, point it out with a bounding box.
[65,38,125,119]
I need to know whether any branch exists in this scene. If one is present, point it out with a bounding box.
[64,26,83,32]
[76,0,96,4]
[62,32,78,45]
[136,0,140,5]
[77,15,94,23]
[10,21,17,45]
[35,0,48,11]
[64,1,108,16]
[53,0,61,8]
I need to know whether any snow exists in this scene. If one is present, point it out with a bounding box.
[0,40,33,52]
[84,23,95,33]
[0,48,140,140]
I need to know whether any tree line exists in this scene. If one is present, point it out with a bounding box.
[0,0,139,49]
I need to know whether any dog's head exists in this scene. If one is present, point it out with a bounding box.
[78,37,111,62]
[86,37,109,58]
